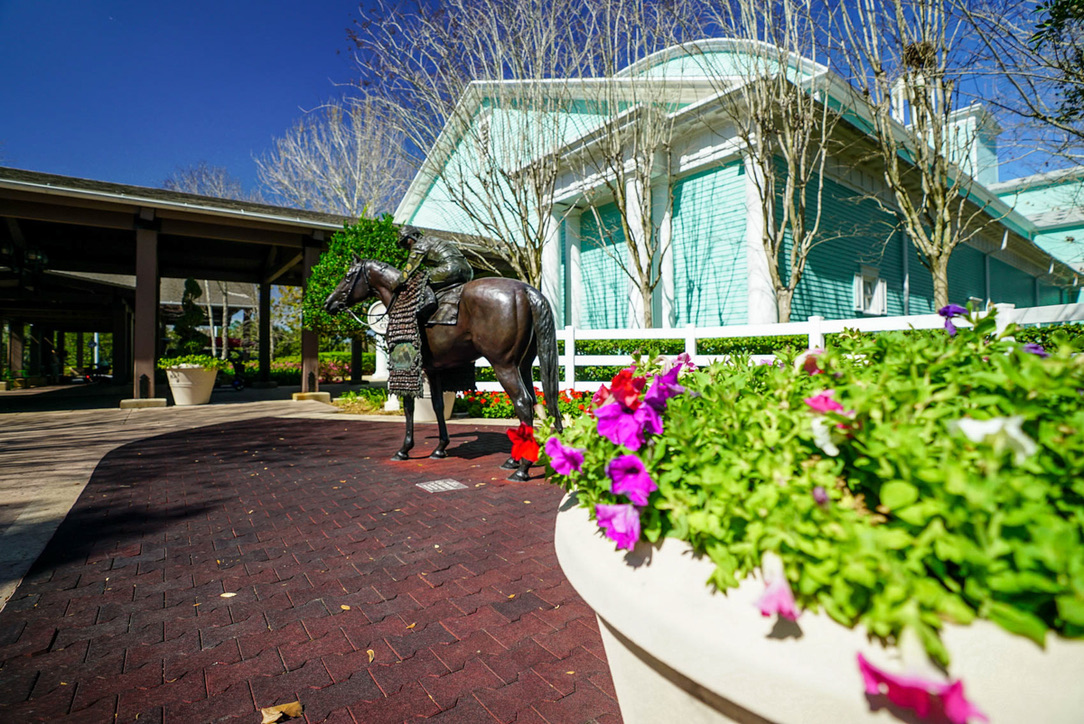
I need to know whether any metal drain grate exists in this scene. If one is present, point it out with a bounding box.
[416,478,469,493]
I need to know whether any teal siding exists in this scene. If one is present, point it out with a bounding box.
[579,204,629,329]
[946,246,988,306]
[557,220,567,325]
[906,243,937,314]
[1039,284,1064,305]
[671,164,747,325]
[989,257,1036,306]
[790,178,902,320]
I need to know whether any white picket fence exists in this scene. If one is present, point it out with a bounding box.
[471,301,1084,393]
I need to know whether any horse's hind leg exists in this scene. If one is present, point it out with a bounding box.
[493,363,535,481]
[393,395,415,461]
[429,374,450,459]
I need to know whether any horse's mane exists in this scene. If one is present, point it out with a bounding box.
[363,259,401,276]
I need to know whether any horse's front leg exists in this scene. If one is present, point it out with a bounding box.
[393,395,415,460]
[429,374,450,459]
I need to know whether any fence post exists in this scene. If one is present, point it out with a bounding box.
[992,303,1016,337]
[563,325,576,389]
[684,324,696,358]
[808,316,825,350]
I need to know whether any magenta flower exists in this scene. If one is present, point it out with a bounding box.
[644,365,685,411]
[635,403,664,436]
[755,552,799,621]
[1023,342,1049,358]
[804,389,845,415]
[813,486,829,507]
[939,304,968,336]
[544,437,585,475]
[595,503,641,550]
[857,654,987,723]
[596,402,646,450]
[606,454,657,506]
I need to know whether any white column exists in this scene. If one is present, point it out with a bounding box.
[541,212,562,315]
[744,154,778,324]
[626,176,648,329]
[566,212,583,328]
[652,178,675,327]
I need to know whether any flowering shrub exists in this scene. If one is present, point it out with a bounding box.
[543,310,1084,721]
[456,388,591,418]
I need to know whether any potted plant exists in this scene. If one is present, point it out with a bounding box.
[542,306,1084,723]
[157,353,229,405]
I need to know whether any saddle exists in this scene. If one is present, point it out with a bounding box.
[420,283,466,326]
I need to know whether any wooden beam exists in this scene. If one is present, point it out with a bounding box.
[0,198,136,230]
[158,218,305,247]
[264,252,302,284]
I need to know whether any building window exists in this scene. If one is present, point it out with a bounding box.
[854,266,887,315]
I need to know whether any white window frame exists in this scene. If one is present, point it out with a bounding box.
[854,265,887,316]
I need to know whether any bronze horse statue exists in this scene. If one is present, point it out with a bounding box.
[324,259,563,480]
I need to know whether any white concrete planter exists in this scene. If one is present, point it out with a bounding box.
[165,366,218,406]
[554,493,1084,724]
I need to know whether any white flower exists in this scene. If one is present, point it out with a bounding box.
[948,415,1038,463]
[811,417,841,457]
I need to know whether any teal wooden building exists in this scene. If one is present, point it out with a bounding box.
[395,39,1082,329]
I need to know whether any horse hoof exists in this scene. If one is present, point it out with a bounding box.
[391,452,409,461]
[429,449,448,459]
[506,469,530,482]
[500,457,519,470]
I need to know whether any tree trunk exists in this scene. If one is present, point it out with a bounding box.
[776,288,794,324]
[930,254,951,310]
[640,280,653,328]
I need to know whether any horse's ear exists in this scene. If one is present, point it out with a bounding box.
[351,254,360,266]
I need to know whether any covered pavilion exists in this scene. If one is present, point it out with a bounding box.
[0,166,349,400]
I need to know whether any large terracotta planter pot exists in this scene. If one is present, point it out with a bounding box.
[554,492,1084,724]
[165,366,218,405]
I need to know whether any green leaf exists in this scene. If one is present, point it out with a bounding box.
[880,481,919,509]
[985,601,1048,647]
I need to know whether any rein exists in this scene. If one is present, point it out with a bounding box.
[339,260,390,331]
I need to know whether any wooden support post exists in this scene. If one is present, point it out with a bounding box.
[258,280,272,386]
[301,245,320,393]
[133,224,159,398]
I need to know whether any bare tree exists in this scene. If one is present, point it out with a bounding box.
[255,97,411,217]
[962,0,1084,166]
[163,161,262,202]
[349,0,598,288]
[833,0,1011,309]
[679,0,846,322]
[564,0,700,328]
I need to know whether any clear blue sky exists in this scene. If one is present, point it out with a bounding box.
[0,0,362,194]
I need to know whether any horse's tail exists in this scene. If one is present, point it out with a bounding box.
[525,284,564,433]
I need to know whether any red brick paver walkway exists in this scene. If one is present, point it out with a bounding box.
[0,418,620,723]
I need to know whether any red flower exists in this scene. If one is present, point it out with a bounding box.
[507,423,539,462]
[609,366,647,410]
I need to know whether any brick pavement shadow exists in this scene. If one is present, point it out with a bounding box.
[427,430,512,460]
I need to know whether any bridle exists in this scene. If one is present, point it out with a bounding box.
[336,260,388,330]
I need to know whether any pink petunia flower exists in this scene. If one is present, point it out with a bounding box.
[544,437,585,475]
[857,654,987,723]
[592,384,613,409]
[672,352,697,372]
[804,389,846,415]
[596,402,646,450]
[755,552,799,621]
[595,503,641,550]
[644,365,685,412]
[606,454,657,506]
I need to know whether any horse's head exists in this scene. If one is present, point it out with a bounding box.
[324,257,371,315]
